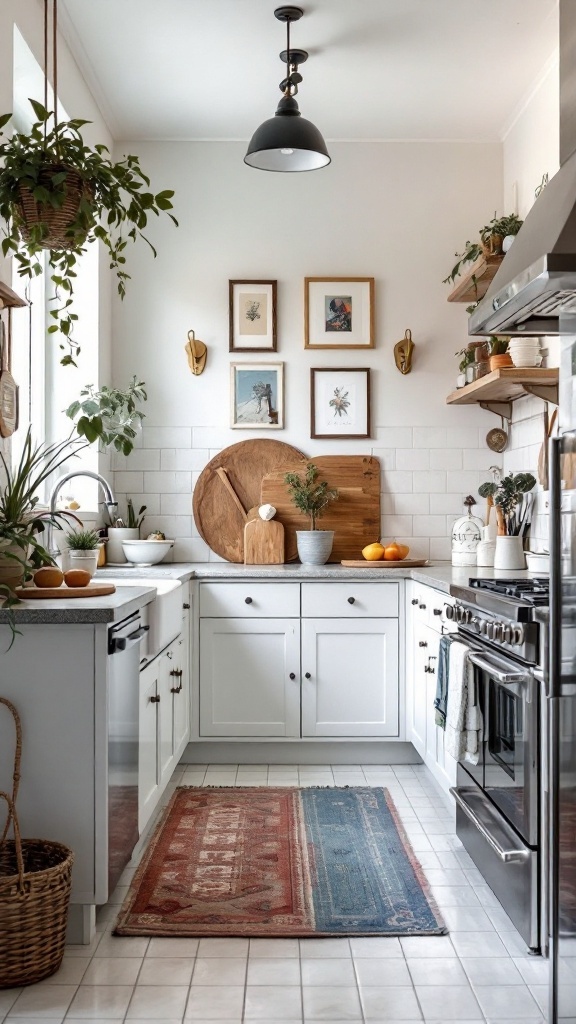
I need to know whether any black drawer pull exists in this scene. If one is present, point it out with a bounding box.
[150,694,160,703]
[419,641,428,648]
[305,672,312,679]
[289,672,296,680]
[433,608,442,616]
[245,596,253,604]
[411,598,419,605]
[347,596,356,605]
[183,602,191,609]
[419,604,426,610]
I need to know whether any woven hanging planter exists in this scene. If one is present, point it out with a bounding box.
[16,163,94,250]
[0,698,74,988]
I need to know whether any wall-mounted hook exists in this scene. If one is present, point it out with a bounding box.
[185,330,207,376]
[393,329,415,374]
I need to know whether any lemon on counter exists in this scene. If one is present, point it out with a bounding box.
[362,542,386,560]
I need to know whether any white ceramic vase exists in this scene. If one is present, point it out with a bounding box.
[493,535,525,571]
[68,550,99,579]
[106,527,139,564]
[296,530,334,565]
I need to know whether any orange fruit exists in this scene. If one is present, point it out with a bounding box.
[397,544,410,559]
[33,567,64,588]
[64,569,91,588]
[384,541,401,561]
[362,542,386,561]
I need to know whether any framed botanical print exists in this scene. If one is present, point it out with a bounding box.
[230,362,284,429]
[229,280,277,351]
[304,277,374,348]
[310,367,371,439]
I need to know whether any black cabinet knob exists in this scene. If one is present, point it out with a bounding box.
[150,694,160,703]
[289,672,296,680]
[411,598,419,605]
[305,672,311,679]
[245,596,253,604]
[183,602,191,609]
[419,604,426,610]
[418,641,428,648]
[347,596,356,605]
[433,608,442,616]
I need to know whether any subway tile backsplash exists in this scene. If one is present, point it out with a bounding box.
[112,423,507,561]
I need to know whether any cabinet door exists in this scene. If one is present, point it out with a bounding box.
[301,618,399,737]
[172,634,189,756]
[409,620,433,757]
[200,618,300,737]
[138,659,160,833]
[158,646,177,787]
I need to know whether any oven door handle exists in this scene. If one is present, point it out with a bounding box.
[450,788,530,863]
[468,651,531,685]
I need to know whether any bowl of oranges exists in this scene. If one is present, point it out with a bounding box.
[361,540,410,562]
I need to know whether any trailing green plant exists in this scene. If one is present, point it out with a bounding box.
[488,335,509,355]
[0,427,85,644]
[443,211,523,287]
[65,527,99,550]
[455,348,476,373]
[478,472,536,534]
[284,463,338,531]
[443,240,484,287]
[0,101,177,366]
[126,498,146,530]
[480,212,523,245]
[65,377,147,455]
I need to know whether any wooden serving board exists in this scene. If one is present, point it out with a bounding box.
[261,455,381,563]
[193,440,305,563]
[15,584,116,599]
[340,559,429,568]
[244,519,285,565]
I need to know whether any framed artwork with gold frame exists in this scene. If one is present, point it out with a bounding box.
[304,277,374,349]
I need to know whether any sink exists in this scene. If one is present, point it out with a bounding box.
[100,575,183,655]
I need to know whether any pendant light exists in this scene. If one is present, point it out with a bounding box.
[244,6,330,173]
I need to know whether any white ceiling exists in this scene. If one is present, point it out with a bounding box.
[58,0,559,142]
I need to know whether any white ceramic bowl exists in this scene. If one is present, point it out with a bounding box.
[121,538,174,566]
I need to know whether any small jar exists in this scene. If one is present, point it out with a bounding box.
[465,364,476,384]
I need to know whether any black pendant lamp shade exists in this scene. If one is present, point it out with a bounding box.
[244,7,330,172]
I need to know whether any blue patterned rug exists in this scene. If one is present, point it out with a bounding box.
[115,786,446,937]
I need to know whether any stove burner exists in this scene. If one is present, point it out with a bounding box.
[469,577,550,606]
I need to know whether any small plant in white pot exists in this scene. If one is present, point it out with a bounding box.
[103,497,146,564]
[284,463,338,565]
[65,528,100,578]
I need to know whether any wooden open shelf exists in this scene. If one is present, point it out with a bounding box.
[0,280,26,309]
[447,254,504,304]
[446,367,559,421]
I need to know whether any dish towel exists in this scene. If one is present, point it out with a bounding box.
[434,634,453,729]
[444,641,483,765]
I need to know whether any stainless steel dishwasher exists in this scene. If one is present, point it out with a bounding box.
[108,612,149,893]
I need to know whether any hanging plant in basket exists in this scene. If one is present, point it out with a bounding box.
[0,100,177,366]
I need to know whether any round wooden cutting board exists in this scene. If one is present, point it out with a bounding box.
[193,440,305,563]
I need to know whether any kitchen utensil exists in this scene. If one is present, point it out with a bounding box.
[15,583,116,598]
[0,314,19,438]
[244,518,285,564]
[261,455,381,563]
[193,440,305,563]
[486,416,508,453]
[340,559,429,568]
[215,467,259,522]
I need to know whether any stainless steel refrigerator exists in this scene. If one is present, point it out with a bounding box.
[549,322,576,1024]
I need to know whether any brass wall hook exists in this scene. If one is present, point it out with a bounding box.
[185,330,207,376]
[393,328,415,374]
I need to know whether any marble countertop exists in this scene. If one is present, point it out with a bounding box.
[0,560,538,624]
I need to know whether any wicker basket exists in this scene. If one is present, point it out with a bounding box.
[16,164,94,250]
[0,698,74,988]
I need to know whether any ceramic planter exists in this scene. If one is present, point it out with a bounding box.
[68,550,99,578]
[0,539,27,593]
[489,353,513,371]
[296,530,334,565]
[105,527,139,564]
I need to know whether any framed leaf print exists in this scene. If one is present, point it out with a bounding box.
[310,367,371,439]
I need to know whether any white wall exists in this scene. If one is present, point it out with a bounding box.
[111,139,503,561]
[502,52,560,553]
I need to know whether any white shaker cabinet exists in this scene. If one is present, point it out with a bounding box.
[301,618,399,737]
[199,617,301,737]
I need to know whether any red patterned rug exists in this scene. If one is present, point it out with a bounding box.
[114,787,445,938]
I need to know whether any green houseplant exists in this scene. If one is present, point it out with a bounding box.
[0,101,177,366]
[284,463,338,565]
[443,212,523,288]
[65,527,100,578]
[65,377,147,455]
[478,472,536,536]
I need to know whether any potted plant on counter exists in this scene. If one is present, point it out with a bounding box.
[64,528,100,578]
[284,463,338,565]
[478,472,536,569]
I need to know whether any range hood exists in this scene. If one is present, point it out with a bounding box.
[469,1,576,337]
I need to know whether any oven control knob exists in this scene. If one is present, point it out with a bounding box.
[485,621,495,640]
[512,625,525,646]
[502,624,513,644]
[445,604,455,620]
[492,622,503,642]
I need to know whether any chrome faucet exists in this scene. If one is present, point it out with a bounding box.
[47,470,117,556]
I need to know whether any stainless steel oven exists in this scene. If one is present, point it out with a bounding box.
[447,578,547,953]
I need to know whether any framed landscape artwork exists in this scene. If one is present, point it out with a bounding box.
[231,362,284,429]
[305,277,374,349]
[229,280,277,351]
[310,367,371,439]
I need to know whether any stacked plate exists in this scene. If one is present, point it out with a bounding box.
[508,337,541,367]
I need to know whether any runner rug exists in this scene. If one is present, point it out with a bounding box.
[114,787,445,937]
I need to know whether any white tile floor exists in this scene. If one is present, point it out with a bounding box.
[0,763,550,1024]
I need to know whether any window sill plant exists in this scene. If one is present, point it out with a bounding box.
[0,102,177,366]
[284,463,338,565]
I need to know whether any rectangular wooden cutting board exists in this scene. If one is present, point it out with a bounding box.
[340,559,429,568]
[15,584,116,599]
[261,455,380,563]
